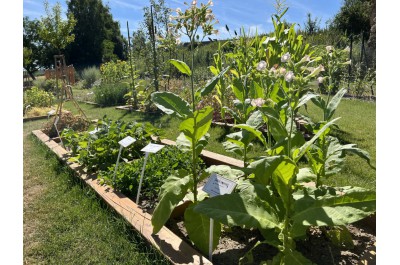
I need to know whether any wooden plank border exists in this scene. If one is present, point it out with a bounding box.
[32,130,212,265]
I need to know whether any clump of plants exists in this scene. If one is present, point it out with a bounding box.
[42,112,89,138]
[93,81,130,106]
[62,117,161,172]
[192,7,375,264]
[80,66,101,89]
[23,86,54,111]
[98,145,205,204]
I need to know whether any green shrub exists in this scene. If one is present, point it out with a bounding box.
[23,86,54,110]
[94,81,129,106]
[32,78,61,93]
[81,66,101,89]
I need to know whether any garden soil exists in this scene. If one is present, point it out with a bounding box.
[165,215,376,265]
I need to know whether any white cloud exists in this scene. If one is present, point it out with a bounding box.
[111,0,144,10]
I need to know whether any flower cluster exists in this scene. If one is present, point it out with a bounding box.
[168,0,217,43]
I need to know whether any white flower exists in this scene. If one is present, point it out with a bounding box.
[251,98,265,107]
[270,67,277,75]
[262,37,275,45]
[279,67,286,76]
[300,55,311,63]
[281,52,291,63]
[176,7,181,13]
[212,29,219,35]
[326,45,334,53]
[175,38,181,45]
[317,76,324,84]
[208,0,214,6]
[284,29,290,34]
[256,60,267,71]
[285,71,295,82]
[245,99,251,105]
[192,0,197,5]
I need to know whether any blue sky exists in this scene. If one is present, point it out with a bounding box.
[23,0,343,40]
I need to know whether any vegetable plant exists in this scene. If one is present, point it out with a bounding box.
[191,8,375,264]
[150,0,227,255]
[62,117,160,172]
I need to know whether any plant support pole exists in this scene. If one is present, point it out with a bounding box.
[209,218,214,261]
[113,145,123,185]
[136,152,150,204]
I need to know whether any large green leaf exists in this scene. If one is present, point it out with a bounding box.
[325,88,347,121]
[151,92,192,118]
[232,78,245,102]
[271,157,298,210]
[151,172,192,234]
[291,186,376,238]
[180,106,213,142]
[184,203,221,255]
[246,110,264,128]
[234,124,267,147]
[169,59,192,76]
[248,156,284,186]
[259,106,288,141]
[193,193,279,231]
[296,92,318,110]
[197,66,230,97]
[293,117,340,162]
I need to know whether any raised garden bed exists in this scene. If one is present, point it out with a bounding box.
[33,129,376,264]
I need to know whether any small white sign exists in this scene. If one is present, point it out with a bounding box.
[118,136,136,148]
[141,143,164,153]
[89,128,100,135]
[203,173,237,198]
[54,116,60,126]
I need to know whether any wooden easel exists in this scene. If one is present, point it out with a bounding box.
[53,54,88,121]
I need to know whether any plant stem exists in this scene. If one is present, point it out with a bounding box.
[190,38,198,203]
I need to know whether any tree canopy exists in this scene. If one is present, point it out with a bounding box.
[66,0,127,68]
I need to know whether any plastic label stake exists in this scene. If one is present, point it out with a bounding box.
[136,143,164,205]
[202,173,237,261]
[53,116,64,147]
[87,128,100,150]
[113,136,136,184]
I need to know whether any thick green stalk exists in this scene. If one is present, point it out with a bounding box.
[190,38,198,203]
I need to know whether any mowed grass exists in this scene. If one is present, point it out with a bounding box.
[63,94,376,190]
[300,97,376,190]
[23,120,170,265]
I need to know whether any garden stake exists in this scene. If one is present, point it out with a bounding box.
[136,152,150,205]
[209,218,214,262]
[53,115,64,148]
[136,143,164,205]
[113,145,123,186]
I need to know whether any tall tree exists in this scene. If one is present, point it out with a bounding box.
[66,0,127,68]
[38,0,76,55]
[303,12,321,35]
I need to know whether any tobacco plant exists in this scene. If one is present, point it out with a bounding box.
[150,0,228,255]
[192,9,375,264]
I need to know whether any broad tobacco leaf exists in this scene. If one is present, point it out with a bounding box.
[193,192,280,231]
[291,186,376,238]
[184,203,221,255]
[151,92,192,118]
[151,171,193,234]
[169,59,192,76]
[179,106,213,142]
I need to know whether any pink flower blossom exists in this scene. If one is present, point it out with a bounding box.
[285,71,295,82]
[281,52,291,63]
[257,61,267,71]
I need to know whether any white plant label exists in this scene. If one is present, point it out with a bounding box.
[54,116,59,126]
[141,143,164,153]
[118,136,136,147]
[89,128,100,135]
[203,173,237,198]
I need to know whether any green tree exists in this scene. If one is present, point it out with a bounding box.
[38,0,76,55]
[23,16,57,78]
[303,12,321,35]
[66,0,127,68]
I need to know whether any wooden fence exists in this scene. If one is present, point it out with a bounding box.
[44,65,75,85]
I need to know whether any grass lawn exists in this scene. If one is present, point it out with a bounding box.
[23,120,170,264]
